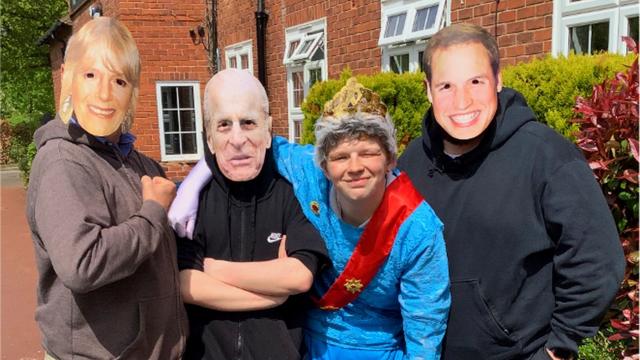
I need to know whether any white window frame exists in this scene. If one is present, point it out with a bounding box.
[284,18,327,142]
[381,41,427,73]
[553,0,639,55]
[155,81,204,162]
[379,0,446,46]
[225,40,254,74]
[379,0,447,74]
[619,5,639,53]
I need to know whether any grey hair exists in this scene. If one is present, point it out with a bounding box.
[202,74,269,131]
[314,112,397,168]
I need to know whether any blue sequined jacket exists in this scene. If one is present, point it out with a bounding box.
[272,136,450,360]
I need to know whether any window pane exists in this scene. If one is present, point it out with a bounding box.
[309,68,322,88]
[299,39,314,55]
[287,40,300,59]
[591,22,609,53]
[240,54,249,69]
[161,87,178,109]
[385,13,406,38]
[628,17,639,45]
[426,6,438,29]
[165,134,180,155]
[292,71,304,108]
[177,86,194,108]
[163,110,179,132]
[293,120,303,144]
[569,24,590,54]
[413,8,428,32]
[390,54,409,74]
[413,6,438,32]
[230,57,237,69]
[570,22,609,54]
[418,51,424,73]
[180,110,196,131]
[181,133,197,154]
[311,44,325,61]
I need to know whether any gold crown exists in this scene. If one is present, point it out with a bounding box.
[322,78,387,118]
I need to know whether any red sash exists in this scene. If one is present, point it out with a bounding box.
[314,172,424,310]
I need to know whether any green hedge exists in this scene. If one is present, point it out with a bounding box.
[301,69,429,153]
[501,52,634,139]
[301,53,633,146]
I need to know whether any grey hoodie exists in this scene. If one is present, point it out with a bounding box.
[26,118,187,359]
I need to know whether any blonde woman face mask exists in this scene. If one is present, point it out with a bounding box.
[64,46,133,142]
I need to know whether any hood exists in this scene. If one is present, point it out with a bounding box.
[421,87,536,174]
[35,116,116,153]
[34,116,132,170]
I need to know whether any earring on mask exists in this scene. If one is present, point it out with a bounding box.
[60,95,73,124]
[121,109,134,133]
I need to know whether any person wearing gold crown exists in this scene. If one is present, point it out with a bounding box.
[26,18,187,359]
[170,77,450,359]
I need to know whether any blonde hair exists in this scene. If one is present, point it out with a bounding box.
[59,17,141,128]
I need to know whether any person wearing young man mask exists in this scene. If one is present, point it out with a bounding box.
[399,23,625,360]
[27,17,187,359]
[171,78,450,359]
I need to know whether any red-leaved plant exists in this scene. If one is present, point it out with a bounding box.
[572,36,639,359]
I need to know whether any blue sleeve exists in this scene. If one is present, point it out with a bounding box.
[397,205,450,360]
[272,136,332,226]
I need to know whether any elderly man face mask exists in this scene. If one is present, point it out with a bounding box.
[205,70,272,182]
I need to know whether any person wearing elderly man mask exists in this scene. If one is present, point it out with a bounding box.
[26,17,187,359]
[171,77,450,359]
[175,69,328,360]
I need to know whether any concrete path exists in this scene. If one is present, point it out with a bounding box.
[1,165,42,360]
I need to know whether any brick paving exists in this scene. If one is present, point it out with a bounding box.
[1,168,42,360]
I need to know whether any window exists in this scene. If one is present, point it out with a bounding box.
[553,0,639,55]
[156,82,204,161]
[379,0,447,73]
[569,21,610,54]
[70,0,88,11]
[225,40,253,74]
[284,19,327,143]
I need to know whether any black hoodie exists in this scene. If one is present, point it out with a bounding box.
[398,88,624,359]
[177,146,327,360]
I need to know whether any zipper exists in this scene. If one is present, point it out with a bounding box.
[235,322,243,360]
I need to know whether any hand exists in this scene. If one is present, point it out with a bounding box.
[278,235,288,259]
[546,348,575,360]
[168,186,198,239]
[141,175,176,212]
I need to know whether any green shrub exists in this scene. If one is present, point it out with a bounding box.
[572,38,639,359]
[578,327,626,360]
[502,52,634,139]
[301,69,428,153]
[7,112,40,185]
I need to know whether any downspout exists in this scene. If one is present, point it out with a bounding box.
[255,0,269,91]
[207,0,219,74]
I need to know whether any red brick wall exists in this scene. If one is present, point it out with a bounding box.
[49,0,554,180]
[450,0,552,67]
[217,0,382,137]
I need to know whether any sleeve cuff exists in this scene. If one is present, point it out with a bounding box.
[546,329,579,354]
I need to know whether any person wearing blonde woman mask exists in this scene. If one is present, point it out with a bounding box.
[27,17,187,359]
